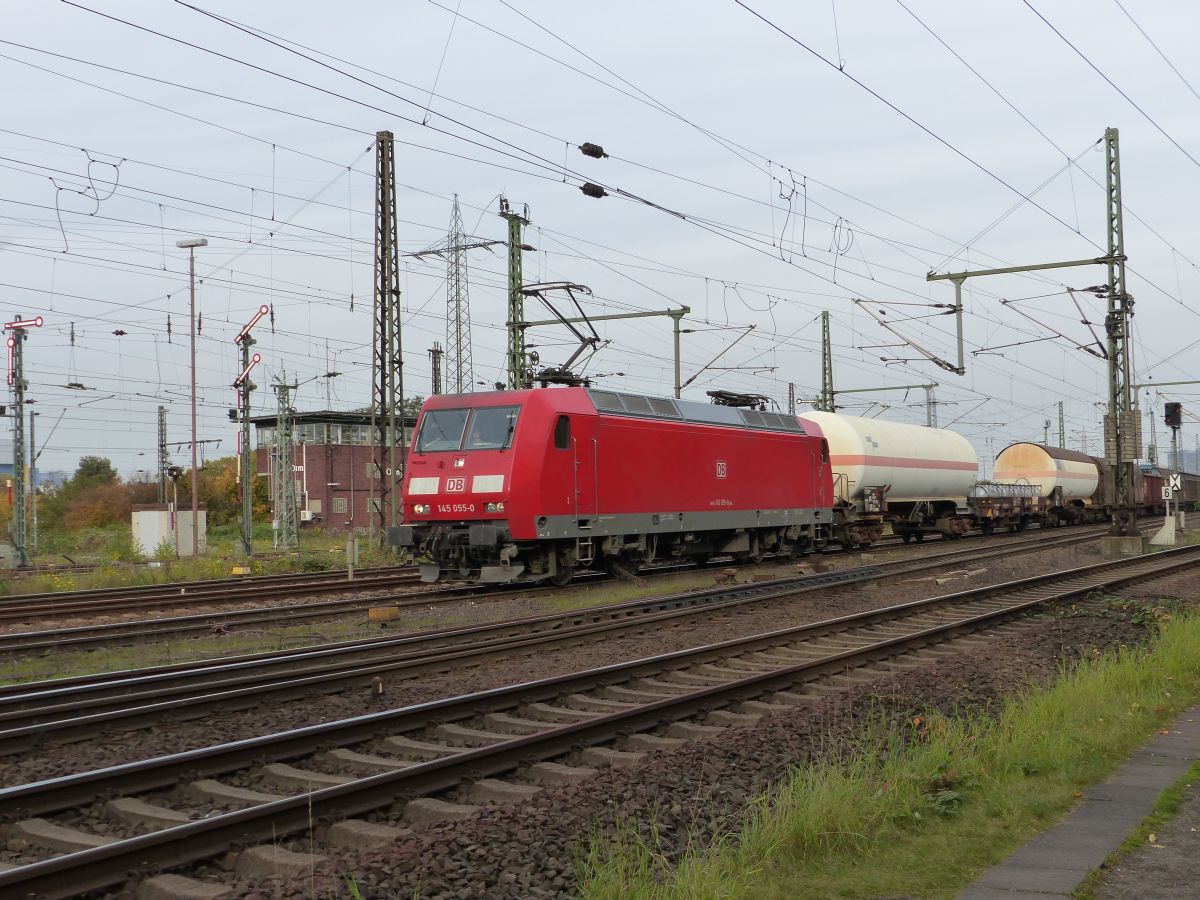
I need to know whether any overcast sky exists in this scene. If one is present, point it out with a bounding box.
[2,0,1198,478]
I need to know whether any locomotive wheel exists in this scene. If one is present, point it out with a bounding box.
[901,533,912,544]
[549,564,573,587]
[604,555,638,581]
[914,531,925,543]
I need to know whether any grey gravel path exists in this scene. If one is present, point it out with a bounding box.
[960,704,1200,899]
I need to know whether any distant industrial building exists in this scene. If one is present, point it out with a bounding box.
[251,410,414,533]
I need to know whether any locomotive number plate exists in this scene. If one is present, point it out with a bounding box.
[438,503,476,513]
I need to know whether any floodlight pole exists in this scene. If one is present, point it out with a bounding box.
[177,237,208,556]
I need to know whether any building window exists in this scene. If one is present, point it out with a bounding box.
[365,461,379,480]
[369,498,382,513]
[309,498,323,515]
[332,497,348,514]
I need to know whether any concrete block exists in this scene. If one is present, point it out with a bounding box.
[259,763,354,792]
[481,712,551,734]
[630,679,689,694]
[525,761,597,786]
[580,747,645,769]
[467,778,542,804]
[137,874,235,900]
[656,671,726,686]
[105,797,192,829]
[624,733,687,751]
[325,819,409,851]
[434,723,510,746]
[234,844,326,880]
[976,863,1087,894]
[403,797,480,827]
[11,818,115,852]
[136,874,235,900]
[1100,535,1149,557]
[189,779,286,807]
[735,700,793,715]
[380,735,459,760]
[601,685,678,702]
[563,694,637,712]
[322,748,411,774]
[706,709,761,727]
[770,690,819,705]
[665,722,725,740]
[523,702,599,722]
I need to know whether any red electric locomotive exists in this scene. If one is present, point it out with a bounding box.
[391,387,834,583]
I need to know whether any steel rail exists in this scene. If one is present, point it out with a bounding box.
[0,527,1118,747]
[0,545,1196,899]
[0,522,1115,657]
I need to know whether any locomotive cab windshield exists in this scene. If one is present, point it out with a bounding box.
[415,405,520,453]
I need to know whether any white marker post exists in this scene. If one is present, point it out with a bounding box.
[1169,473,1185,531]
[1151,484,1176,546]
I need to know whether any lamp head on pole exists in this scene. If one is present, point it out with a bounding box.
[176,238,209,249]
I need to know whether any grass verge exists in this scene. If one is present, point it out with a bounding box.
[579,610,1200,900]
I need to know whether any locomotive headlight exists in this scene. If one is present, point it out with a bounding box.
[412,503,430,514]
[486,501,505,512]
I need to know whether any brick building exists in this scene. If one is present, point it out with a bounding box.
[252,410,414,534]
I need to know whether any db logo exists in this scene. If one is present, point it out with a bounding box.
[715,460,727,479]
[445,477,467,493]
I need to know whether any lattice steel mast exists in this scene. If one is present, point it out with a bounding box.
[157,406,169,503]
[818,310,835,412]
[445,196,473,394]
[1104,127,1137,536]
[370,131,405,539]
[272,373,299,550]
[499,198,531,390]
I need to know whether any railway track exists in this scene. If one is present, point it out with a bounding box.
[0,543,1194,899]
[0,522,1118,657]
[0,525,1138,754]
[0,566,424,624]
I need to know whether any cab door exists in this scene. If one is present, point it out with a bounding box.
[542,413,596,521]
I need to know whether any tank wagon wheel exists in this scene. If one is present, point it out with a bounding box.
[549,565,573,587]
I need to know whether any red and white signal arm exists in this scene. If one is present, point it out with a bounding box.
[4,316,43,330]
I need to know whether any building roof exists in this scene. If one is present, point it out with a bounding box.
[250,409,416,427]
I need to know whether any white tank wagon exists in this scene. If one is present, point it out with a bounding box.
[798,412,978,501]
[993,442,1100,509]
[797,412,979,543]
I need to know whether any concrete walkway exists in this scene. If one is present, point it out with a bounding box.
[960,704,1200,899]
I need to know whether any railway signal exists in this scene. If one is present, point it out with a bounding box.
[233,306,269,556]
[1165,402,1183,429]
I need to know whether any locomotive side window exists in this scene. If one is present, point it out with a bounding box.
[465,406,521,450]
[821,439,829,463]
[554,415,570,450]
[415,408,470,452]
